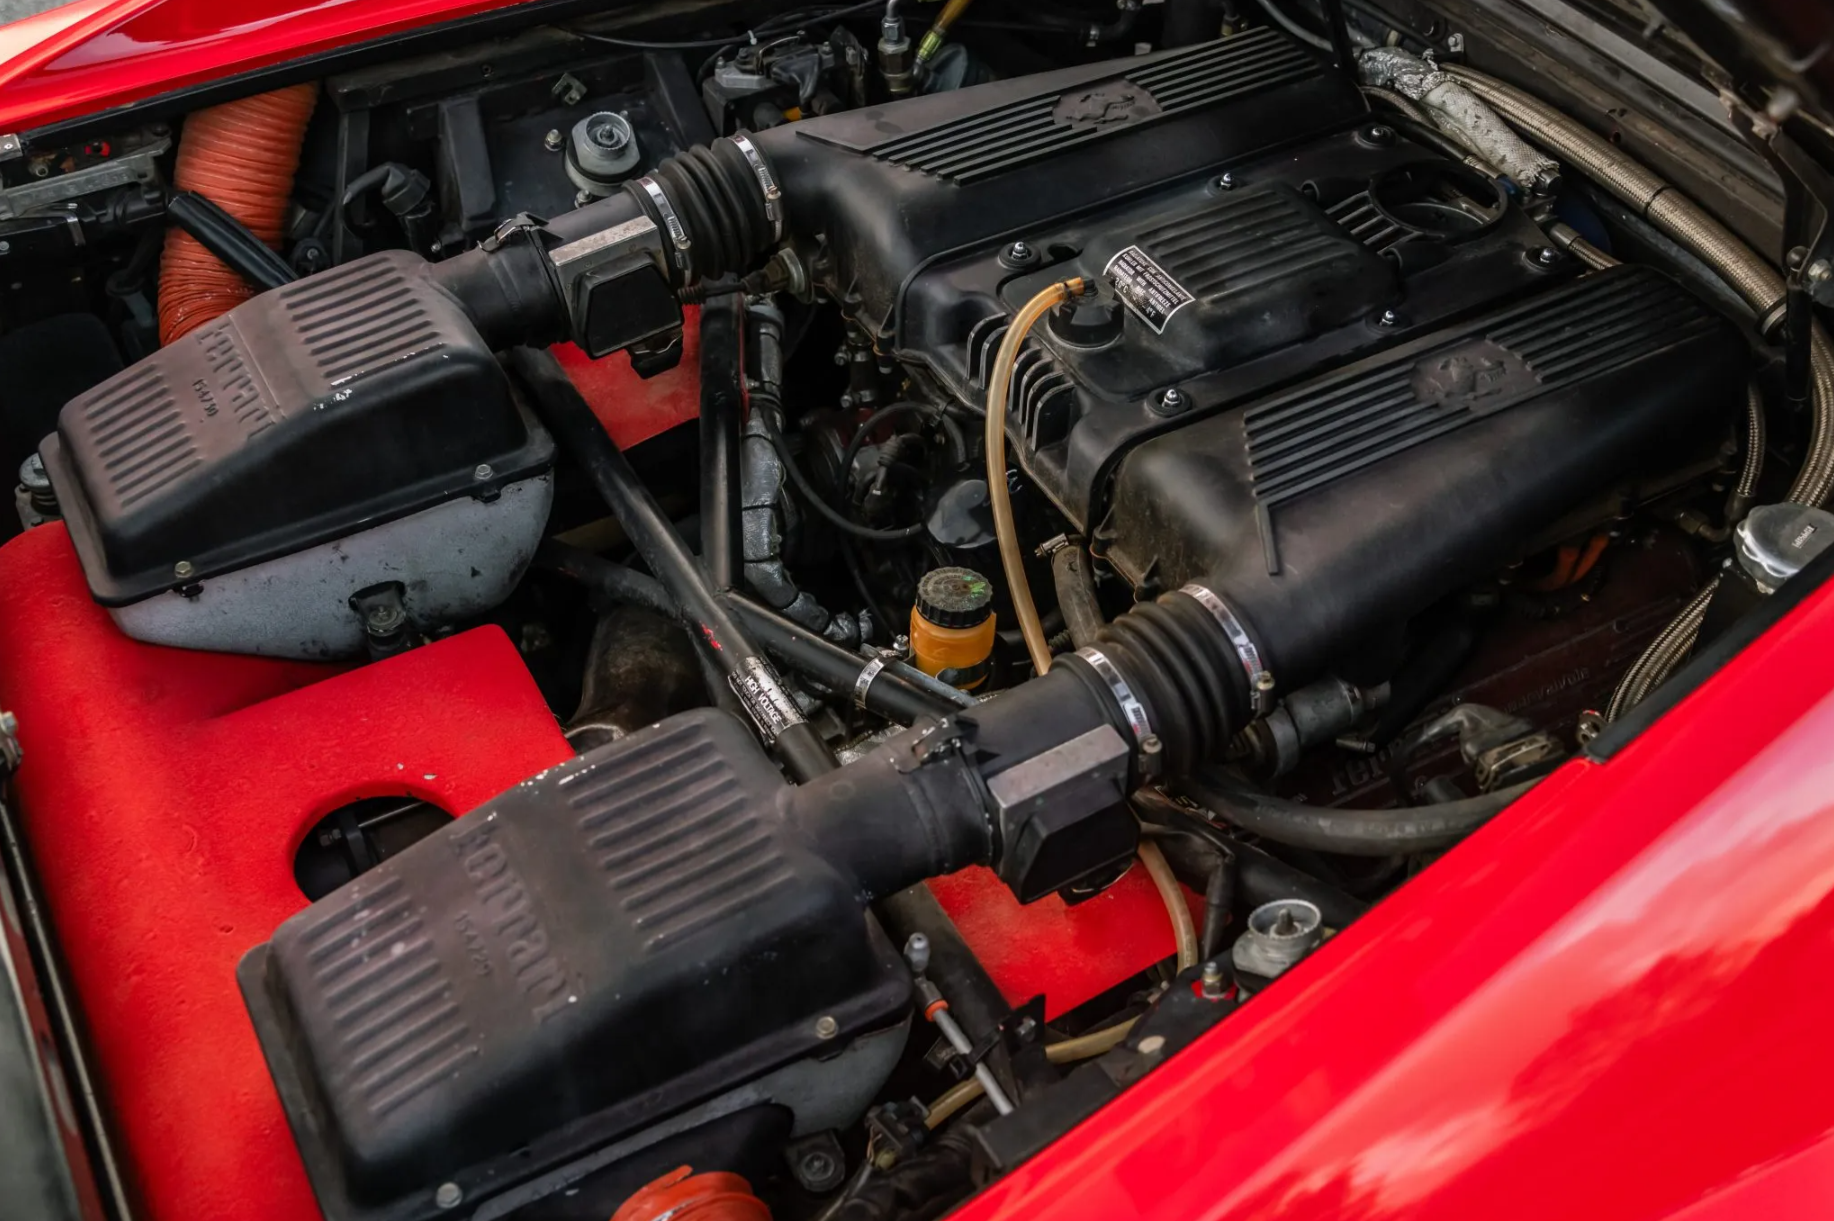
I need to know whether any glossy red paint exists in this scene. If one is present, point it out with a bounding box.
[0,524,574,1221]
[0,0,524,132]
[956,570,1834,1221]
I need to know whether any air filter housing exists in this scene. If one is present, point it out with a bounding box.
[40,252,553,658]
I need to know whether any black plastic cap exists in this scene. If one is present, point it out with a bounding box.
[916,566,994,628]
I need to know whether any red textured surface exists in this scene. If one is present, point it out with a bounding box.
[929,865,1203,1019]
[0,525,573,1221]
[552,305,701,451]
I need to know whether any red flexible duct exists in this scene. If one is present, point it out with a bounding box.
[610,1167,772,1221]
[158,83,318,345]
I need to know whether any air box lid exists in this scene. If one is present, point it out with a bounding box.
[42,251,553,606]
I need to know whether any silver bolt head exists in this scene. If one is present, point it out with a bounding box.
[1445,32,1466,52]
[473,463,494,481]
[0,241,12,255]
[814,1014,840,1040]
[435,1182,463,1210]
[1809,260,1833,285]
[1378,308,1400,327]
[1217,172,1236,189]
[173,560,195,579]
[543,128,564,152]
[1535,246,1560,266]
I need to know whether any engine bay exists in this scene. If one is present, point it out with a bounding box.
[1,2,1831,1220]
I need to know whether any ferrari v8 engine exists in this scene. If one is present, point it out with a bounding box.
[22,24,1756,1221]
[761,31,1744,698]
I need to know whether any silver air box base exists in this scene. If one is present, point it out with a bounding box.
[40,252,555,658]
[109,474,552,658]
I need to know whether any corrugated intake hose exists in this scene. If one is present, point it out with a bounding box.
[158,84,317,344]
[1449,66,1833,719]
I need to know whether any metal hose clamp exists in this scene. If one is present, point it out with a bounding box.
[635,176,693,281]
[1074,647,1151,742]
[728,133,784,243]
[1180,583,1275,717]
[853,656,886,708]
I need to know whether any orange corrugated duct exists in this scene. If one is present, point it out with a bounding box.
[157,83,318,345]
[610,1167,772,1221]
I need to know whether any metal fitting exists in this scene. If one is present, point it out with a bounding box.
[1232,899,1323,980]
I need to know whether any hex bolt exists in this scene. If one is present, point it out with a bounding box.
[814,1014,840,1040]
[1809,260,1833,286]
[1152,387,1190,416]
[0,241,11,255]
[1216,172,1237,190]
[173,560,195,579]
[543,128,564,152]
[1362,124,1396,146]
[435,1183,463,1210]
[1534,246,1561,267]
[1445,31,1466,53]
[796,1146,841,1191]
[1377,308,1401,328]
[473,463,494,481]
[1200,960,1228,1000]
[1001,240,1040,270]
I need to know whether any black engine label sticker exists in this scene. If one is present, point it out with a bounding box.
[1104,245,1194,334]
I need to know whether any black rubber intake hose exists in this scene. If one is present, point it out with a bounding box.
[786,722,994,900]
[632,140,780,287]
[1090,590,1252,777]
[1178,771,1535,856]
[429,137,778,346]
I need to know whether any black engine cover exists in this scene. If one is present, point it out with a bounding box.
[1101,266,1748,686]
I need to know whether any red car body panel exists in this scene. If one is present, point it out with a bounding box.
[0,0,522,132]
[3,5,1834,1220]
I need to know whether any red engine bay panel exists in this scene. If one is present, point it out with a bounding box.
[0,524,1183,1221]
[553,304,701,450]
[0,525,575,1221]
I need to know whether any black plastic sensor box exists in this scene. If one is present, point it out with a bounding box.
[240,710,910,1221]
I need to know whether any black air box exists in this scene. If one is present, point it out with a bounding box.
[241,709,910,1221]
[1098,267,1748,685]
[41,251,553,658]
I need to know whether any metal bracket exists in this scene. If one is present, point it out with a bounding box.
[0,134,169,221]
